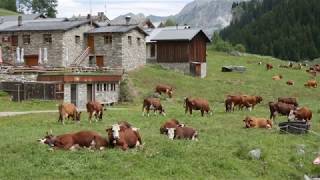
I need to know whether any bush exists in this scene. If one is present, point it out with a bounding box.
[234,44,246,53]
[119,79,133,103]
[210,32,246,53]
[0,91,8,97]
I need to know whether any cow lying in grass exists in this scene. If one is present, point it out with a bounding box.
[288,107,312,124]
[106,122,142,151]
[243,116,273,129]
[38,131,107,151]
[166,124,198,141]
[160,119,185,134]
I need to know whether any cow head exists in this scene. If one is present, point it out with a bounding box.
[313,156,320,165]
[38,131,55,147]
[110,124,124,140]
[75,112,82,121]
[166,128,176,140]
[288,110,296,121]
[256,96,263,103]
[166,88,173,98]
[243,117,253,128]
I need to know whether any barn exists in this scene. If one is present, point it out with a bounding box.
[150,28,211,78]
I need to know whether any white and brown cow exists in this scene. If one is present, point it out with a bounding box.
[58,103,81,124]
[86,101,104,123]
[166,126,198,141]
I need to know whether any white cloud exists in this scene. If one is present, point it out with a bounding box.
[57,0,193,19]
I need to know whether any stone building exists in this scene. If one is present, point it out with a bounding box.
[85,25,147,71]
[37,72,122,109]
[0,17,96,67]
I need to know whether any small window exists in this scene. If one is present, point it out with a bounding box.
[43,34,52,44]
[103,84,107,91]
[75,36,80,44]
[128,36,132,45]
[137,37,141,46]
[104,35,112,44]
[23,35,30,45]
[111,83,116,91]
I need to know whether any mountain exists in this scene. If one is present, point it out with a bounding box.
[220,0,320,61]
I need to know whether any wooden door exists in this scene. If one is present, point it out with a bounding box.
[195,64,201,76]
[96,56,104,67]
[71,84,77,106]
[87,35,95,53]
[24,55,39,66]
[87,84,93,102]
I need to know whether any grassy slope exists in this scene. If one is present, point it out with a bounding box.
[0,51,320,179]
[0,8,18,16]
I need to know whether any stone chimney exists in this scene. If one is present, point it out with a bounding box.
[18,15,22,26]
[125,16,131,25]
[98,12,104,21]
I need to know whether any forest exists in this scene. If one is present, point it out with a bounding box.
[220,0,320,61]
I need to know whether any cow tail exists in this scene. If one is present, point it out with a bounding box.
[58,104,63,122]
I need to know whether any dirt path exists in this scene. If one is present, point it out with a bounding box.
[0,108,126,117]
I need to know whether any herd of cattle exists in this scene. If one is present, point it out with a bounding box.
[39,62,316,151]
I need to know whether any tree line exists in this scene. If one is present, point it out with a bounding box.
[220,0,320,61]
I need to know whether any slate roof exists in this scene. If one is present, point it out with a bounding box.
[0,19,93,32]
[0,13,45,22]
[151,29,211,42]
[87,25,148,35]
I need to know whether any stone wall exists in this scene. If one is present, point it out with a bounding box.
[122,30,146,71]
[93,33,123,68]
[63,24,93,66]
[158,63,191,75]
[200,63,207,78]
[95,83,119,104]
[77,84,87,109]
[0,31,64,66]
[64,84,71,103]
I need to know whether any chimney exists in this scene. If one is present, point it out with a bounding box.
[125,16,131,25]
[18,15,22,26]
[98,12,104,21]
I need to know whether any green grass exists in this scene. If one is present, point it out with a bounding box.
[0,8,18,16]
[1,51,320,179]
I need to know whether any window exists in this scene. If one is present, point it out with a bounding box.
[128,36,132,45]
[43,34,52,44]
[23,35,30,45]
[75,35,80,44]
[137,37,141,46]
[103,84,107,91]
[104,35,112,44]
[111,83,116,91]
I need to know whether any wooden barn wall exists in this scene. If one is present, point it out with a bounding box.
[189,34,207,63]
[156,42,189,63]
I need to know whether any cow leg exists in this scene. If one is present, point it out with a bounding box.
[201,110,204,117]
[88,112,92,124]
[189,107,192,115]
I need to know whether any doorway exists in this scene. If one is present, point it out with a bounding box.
[87,84,94,102]
[87,35,95,53]
[71,84,77,106]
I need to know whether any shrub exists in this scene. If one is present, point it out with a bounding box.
[119,79,133,103]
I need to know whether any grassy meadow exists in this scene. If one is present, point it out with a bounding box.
[0,8,18,16]
[0,51,320,179]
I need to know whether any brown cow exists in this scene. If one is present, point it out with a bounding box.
[225,98,233,112]
[286,80,294,86]
[166,126,198,141]
[184,97,212,117]
[86,101,104,123]
[272,75,283,80]
[155,84,173,98]
[269,102,296,122]
[160,119,184,134]
[288,107,312,123]
[304,80,317,88]
[243,116,273,129]
[38,131,107,150]
[278,97,298,107]
[142,97,166,116]
[226,95,243,111]
[106,124,143,151]
[58,103,81,124]
[266,63,273,70]
[241,95,263,110]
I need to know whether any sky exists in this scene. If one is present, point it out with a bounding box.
[57,0,194,19]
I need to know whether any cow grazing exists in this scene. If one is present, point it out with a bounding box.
[86,101,104,123]
[160,119,184,134]
[142,97,166,116]
[243,116,273,129]
[266,63,273,70]
[241,95,263,110]
[106,124,143,151]
[184,97,212,117]
[278,97,298,107]
[304,80,317,88]
[226,95,243,111]
[269,102,296,122]
[286,80,294,86]
[167,126,198,141]
[58,103,81,124]
[272,75,283,80]
[155,84,173,98]
[38,131,107,150]
[288,107,312,123]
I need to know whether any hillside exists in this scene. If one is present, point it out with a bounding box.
[0,50,320,179]
[0,8,18,16]
[220,0,320,61]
